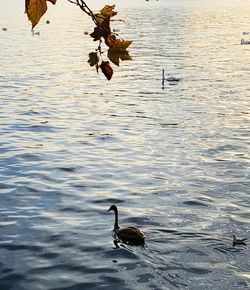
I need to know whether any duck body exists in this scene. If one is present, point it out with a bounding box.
[233,235,248,246]
[115,226,145,245]
[32,30,40,36]
[166,77,180,82]
[162,69,180,88]
[241,39,250,45]
[108,205,145,245]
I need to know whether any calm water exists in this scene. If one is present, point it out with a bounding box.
[0,0,249,289]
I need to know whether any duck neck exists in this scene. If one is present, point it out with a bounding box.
[114,207,119,231]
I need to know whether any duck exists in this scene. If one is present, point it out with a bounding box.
[108,204,146,245]
[233,235,248,246]
[32,30,40,36]
[241,39,250,45]
[166,77,180,82]
[162,69,180,88]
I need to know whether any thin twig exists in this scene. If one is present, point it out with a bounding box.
[66,0,98,25]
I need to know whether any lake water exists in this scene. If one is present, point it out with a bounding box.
[0,0,249,289]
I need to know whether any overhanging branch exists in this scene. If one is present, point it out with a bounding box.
[66,0,98,25]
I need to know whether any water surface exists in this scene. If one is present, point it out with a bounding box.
[0,0,249,289]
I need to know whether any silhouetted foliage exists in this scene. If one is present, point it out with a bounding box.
[25,0,132,80]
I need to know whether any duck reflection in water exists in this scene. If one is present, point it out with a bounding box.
[108,205,146,247]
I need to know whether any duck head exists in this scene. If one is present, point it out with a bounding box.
[108,205,117,212]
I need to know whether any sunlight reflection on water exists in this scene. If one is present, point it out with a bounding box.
[0,0,250,289]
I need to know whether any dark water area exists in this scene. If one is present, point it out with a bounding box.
[0,0,249,289]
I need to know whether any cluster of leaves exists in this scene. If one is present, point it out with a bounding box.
[87,5,132,80]
[25,0,132,80]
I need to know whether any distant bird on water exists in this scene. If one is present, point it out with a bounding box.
[233,235,248,246]
[241,39,250,45]
[166,76,180,82]
[108,205,146,246]
[162,69,180,88]
[32,30,40,36]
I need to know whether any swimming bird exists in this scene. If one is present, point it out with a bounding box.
[32,30,40,36]
[233,235,248,246]
[108,204,146,245]
[241,39,250,45]
[162,69,180,88]
[166,77,180,82]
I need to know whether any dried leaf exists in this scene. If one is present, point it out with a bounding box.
[107,38,133,66]
[95,13,106,25]
[25,0,57,29]
[26,0,47,29]
[90,17,111,41]
[110,38,133,50]
[95,5,117,25]
[108,48,132,66]
[100,5,117,18]
[100,61,113,81]
[105,34,117,48]
[88,52,99,67]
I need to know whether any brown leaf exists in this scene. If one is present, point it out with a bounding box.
[95,5,117,25]
[90,27,102,41]
[90,17,111,41]
[108,48,132,66]
[25,0,56,29]
[107,38,133,66]
[90,5,117,41]
[88,52,99,67]
[100,5,117,18]
[109,38,133,50]
[26,0,47,29]
[105,34,117,48]
[100,61,113,81]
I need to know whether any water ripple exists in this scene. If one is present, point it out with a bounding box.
[0,0,249,289]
